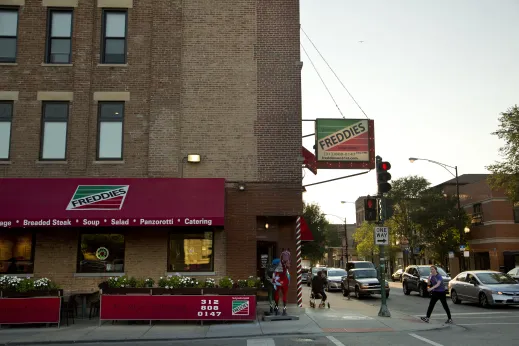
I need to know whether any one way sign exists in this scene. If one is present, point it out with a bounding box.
[374,227,389,245]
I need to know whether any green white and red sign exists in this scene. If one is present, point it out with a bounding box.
[315,119,370,162]
[67,185,129,211]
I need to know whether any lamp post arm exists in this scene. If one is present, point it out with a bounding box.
[422,159,456,177]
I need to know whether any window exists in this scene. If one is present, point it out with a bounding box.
[40,102,69,160]
[46,9,73,64]
[0,8,18,63]
[77,233,125,273]
[0,101,12,160]
[101,11,127,64]
[0,232,35,274]
[168,231,214,272]
[97,102,124,160]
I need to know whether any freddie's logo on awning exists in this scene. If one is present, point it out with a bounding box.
[66,185,130,211]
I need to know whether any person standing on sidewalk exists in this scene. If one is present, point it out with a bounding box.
[420,265,453,324]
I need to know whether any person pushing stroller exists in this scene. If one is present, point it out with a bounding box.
[311,270,328,308]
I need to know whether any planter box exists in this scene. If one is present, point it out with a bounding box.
[0,297,61,325]
[102,288,152,295]
[100,294,256,321]
[1,289,62,298]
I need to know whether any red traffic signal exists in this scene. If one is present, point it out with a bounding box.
[364,197,377,221]
[380,162,391,171]
[377,160,392,193]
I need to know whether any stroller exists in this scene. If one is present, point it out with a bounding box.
[309,288,331,309]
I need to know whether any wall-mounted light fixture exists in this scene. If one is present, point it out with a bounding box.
[187,154,201,163]
[238,184,246,191]
[265,223,269,229]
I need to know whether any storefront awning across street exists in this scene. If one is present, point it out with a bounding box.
[0,178,225,228]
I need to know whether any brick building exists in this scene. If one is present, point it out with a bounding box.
[0,0,302,301]
[439,175,519,275]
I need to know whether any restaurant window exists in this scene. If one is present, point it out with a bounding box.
[40,102,69,160]
[168,231,214,272]
[46,9,73,64]
[0,232,35,274]
[77,233,125,273]
[101,10,127,64]
[0,101,13,160]
[97,102,124,160]
[0,8,18,63]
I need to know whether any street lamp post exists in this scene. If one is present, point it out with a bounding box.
[409,157,464,271]
[340,201,355,269]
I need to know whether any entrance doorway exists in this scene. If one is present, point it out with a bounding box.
[257,241,277,279]
[474,252,490,270]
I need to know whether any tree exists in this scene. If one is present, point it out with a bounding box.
[486,105,519,202]
[301,202,329,264]
[353,222,378,261]
[386,176,430,255]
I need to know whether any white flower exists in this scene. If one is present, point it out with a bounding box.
[165,286,169,289]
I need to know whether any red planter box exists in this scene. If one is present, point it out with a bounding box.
[100,295,256,321]
[0,297,61,325]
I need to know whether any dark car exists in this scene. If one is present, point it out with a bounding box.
[392,269,403,282]
[341,268,390,299]
[402,265,451,297]
[346,261,375,271]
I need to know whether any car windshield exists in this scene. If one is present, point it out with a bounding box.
[312,268,322,274]
[354,269,377,279]
[476,272,518,285]
[327,270,347,277]
[354,262,374,268]
[418,267,447,277]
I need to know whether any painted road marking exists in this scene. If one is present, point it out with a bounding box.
[413,312,514,317]
[247,338,275,346]
[409,333,444,346]
[323,328,393,333]
[326,336,346,346]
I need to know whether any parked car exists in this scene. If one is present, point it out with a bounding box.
[402,265,450,297]
[346,261,375,271]
[449,270,519,307]
[307,266,327,286]
[301,268,309,283]
[392,269,403,282]
[507,267,519,281]
[323,268,348,291]
[341,268,390,299]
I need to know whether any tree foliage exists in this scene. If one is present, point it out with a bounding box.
[486,105,519,202]
[301,202,329,264]
[353,222,378,260]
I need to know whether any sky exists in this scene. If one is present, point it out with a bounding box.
[300,0,519,225]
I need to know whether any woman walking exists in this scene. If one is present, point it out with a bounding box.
[420,265,453,324]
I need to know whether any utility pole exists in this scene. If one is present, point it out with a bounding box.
[376,155,391,318]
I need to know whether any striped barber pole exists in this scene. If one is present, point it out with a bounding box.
[296,216,303,307]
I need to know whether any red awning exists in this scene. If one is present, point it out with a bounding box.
[300,217,314,241]
[0,178,225,228]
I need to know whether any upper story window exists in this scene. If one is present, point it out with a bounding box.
[101,11,127,64]
[472,203,483,226]
[46,9,73,64]
[0,8,18,63]
[97,102,124,160]
[40,102,69,160]
[0,101,13,160]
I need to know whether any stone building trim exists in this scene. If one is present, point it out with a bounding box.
[37,91,74,101]
[469,237,519,244]
[93,91,130,101]
[0,0,24,6]
[97,0,133,8]
[0,91,19,100]
[42,0,78,7]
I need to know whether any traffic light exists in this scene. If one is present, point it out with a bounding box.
[364,197,377,221]
[377,159,392,194]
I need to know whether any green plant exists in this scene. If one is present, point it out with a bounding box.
[16,279,34,293]
[158,275,182,289]
[180,276,198,288]
[128,277,137,288]
[107,276,130,288]
[204,278,216,288]
[145,278,154,288]
[218,276,234,289]
[237,279,248,288]
[135,279,146,288]
[247,276,261,288]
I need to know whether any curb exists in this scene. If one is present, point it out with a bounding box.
[1,324,451,346]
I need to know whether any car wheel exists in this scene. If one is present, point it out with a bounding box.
[479,293,490,308]
[451,290,461,304]
[355,286,361,299]
[419,284,428,297]
[403,283,410,295]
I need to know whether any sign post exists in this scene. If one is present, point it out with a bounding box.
[376,155,391,318]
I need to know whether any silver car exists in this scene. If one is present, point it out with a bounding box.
[324,268,348,291]
[449,270,519,307]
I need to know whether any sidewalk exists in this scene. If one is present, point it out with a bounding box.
[0,289,447,345]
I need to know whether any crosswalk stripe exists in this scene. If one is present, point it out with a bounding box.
[247,338,275,346]
[409,333,444,346]
[327,336,346,346]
